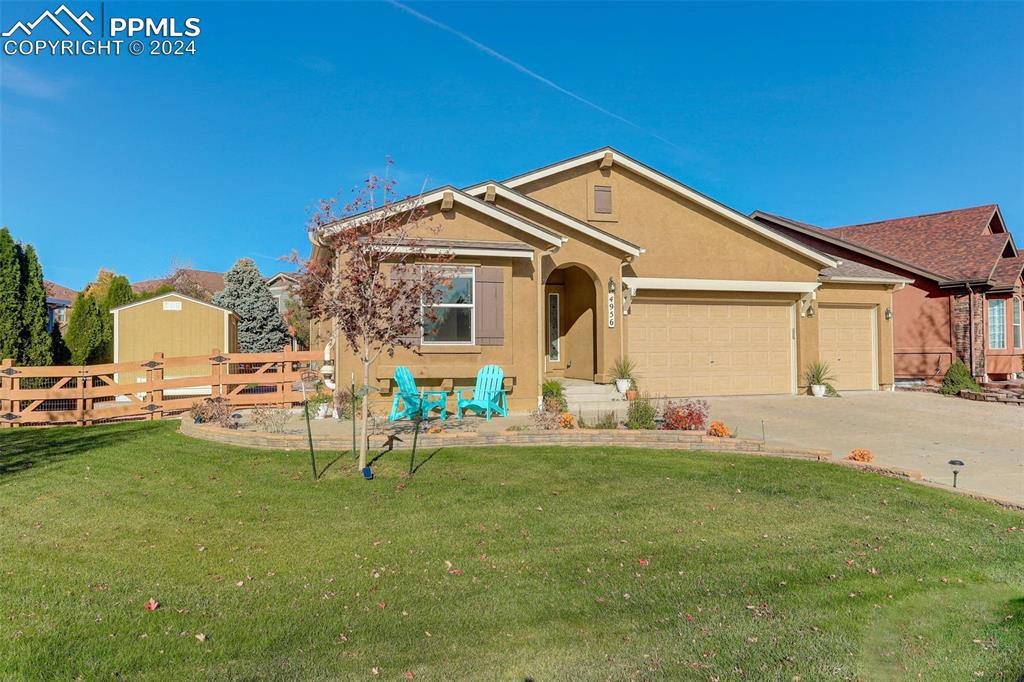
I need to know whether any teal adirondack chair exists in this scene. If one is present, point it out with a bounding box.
[456,365,508,420]
[388,366,449,422]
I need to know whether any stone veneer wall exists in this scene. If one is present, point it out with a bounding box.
[953,290,987,379]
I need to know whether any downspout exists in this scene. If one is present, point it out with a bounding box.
[967,283,975,379]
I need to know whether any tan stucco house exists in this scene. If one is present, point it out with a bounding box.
[311,148,909,411]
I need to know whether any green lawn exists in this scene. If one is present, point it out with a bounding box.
[1,421,1021,681]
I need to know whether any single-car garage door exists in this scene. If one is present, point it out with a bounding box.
[818,306,877,390]
[628,300,795,396]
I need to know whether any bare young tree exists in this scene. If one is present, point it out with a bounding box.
[295,163,453,470]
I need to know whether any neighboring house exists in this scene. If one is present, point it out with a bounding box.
[266,272,299,315]
[131,269,226,298]
[110,293,238,390]
[310,148,909,411]
[44,280,77,332]
[754,206,1024,383]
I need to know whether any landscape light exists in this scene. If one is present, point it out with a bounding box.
[948,459,964,488]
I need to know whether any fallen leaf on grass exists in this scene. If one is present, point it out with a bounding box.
[144,599,159,611]
[195,633,206,642]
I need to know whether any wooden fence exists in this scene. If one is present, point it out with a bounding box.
[0,348,322,427]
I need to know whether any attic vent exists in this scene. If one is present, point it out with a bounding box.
[594,185,612,214]
[163,301,182,311]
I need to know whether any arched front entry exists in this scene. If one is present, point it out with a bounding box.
[544,265,599,381]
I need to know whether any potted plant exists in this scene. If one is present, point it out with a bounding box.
[625,380,638,401]
[308,391,332,419]
[612,357,636,395]
[803,361,836,398]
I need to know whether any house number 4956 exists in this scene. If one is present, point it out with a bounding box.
[607,292,616,328]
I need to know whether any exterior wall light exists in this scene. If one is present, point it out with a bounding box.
[948,459,964,488]
[608,277,616,293]
[885,307,893,320]
[804,303,815,318]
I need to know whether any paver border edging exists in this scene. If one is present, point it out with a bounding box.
[177,420,1024,511]
[178,418,829,461]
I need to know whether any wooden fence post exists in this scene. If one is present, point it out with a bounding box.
[150,352,164,420]
[210,348,223,400]
[0,359,13,428]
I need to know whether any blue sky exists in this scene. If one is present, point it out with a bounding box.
[1,1,1022,290]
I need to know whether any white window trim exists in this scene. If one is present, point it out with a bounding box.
[547,292,560,362]
[421,265,475,346]
[1013,297,1022,349]
[988,298,1006,349]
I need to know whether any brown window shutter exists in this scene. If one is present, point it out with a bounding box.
[390,266,421,346]
[594,185,612,214]
[475,267,504,346]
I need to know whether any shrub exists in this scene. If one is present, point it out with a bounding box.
[708,420,732,438]
[625,394,656,430]
[530,406,561,430]
[558,412,576,429]
[190,398,236,429]
[251,406,290,433]
[844,448,874,463]
[662,399,708,431]
[939,360,982,395]
[580,411,619,430]
[336,390,366,420]
[542,379,568,413]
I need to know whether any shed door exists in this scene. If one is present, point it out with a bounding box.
[818,306,877,390]
[628,299,795,396]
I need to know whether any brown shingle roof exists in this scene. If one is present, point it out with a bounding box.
[990,254,1024,290]
[828,205,1004,282]
[131,269,226,295]
[44,280,78,301]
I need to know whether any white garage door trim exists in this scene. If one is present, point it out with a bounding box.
[629,298,798,397]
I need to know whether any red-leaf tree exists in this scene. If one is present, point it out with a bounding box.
[295,164,453,470]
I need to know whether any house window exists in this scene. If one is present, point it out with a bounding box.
[56,307,67,323]
[988,299,1006,349]
[1014,297,1022,348]
[547,293,560,362]
[594,185,612,214]
[422,266,474,344]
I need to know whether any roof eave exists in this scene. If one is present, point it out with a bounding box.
[751,210,953,284]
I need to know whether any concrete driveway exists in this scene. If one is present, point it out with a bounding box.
[706,391,1024,503]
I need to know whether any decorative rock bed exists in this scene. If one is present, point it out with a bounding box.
[180,417,829,459]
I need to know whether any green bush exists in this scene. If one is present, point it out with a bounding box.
[939,360,982,395]
[625,394,656,430]
[542,379,568,413]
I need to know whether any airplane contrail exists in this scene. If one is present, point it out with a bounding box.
[384,0,685,152]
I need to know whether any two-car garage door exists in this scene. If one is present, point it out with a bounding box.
[629,300,795,396]
[628,300,879,396]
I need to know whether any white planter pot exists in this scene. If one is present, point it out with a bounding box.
[315,404,330,419]
[615,379,632,394]
[810,384,826,398]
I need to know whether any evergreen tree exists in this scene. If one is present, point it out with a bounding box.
[50,324,71,365]
[213,258,289,352]
[64,294,104,365]
[0,227,22,361]
[104,275,134,310]
[17,244,52,366]
[95,275,134,362]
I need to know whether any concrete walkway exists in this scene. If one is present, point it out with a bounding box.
[706,391,1024,503]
